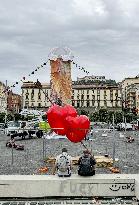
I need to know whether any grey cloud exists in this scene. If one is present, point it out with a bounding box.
[0,0,139,93]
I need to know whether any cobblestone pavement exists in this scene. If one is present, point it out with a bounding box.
[0,129,139,175]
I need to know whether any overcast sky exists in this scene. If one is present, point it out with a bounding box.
[0,0,139,93]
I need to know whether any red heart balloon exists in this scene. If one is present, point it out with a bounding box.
[47,104,77,135]
[64,104,77,117]
[65,115,90,143]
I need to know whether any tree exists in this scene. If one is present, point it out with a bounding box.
[114,111,123,124]
[80,110,88,116]
[7,114,13,122]
[99,109,108,122]
[107,111,114,124]
[0,113,5,123]
[90,111,99,122]
[14,113,22,121]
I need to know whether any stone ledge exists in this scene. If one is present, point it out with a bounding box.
[0,174,137,198]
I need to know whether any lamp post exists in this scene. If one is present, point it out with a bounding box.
[4,80,8,125]
[112,113,116,167]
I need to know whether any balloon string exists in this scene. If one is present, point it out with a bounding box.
[81,141,88,150]
[40,88,54,105]
[80,141,94,157]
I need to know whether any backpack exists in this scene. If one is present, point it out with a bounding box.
[78,156,92,176]
[57,154,70,173]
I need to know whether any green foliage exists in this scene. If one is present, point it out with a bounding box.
[90,110,125,124]
[0,113,36,123]
[7,114,13,122]
[98,109,108,122]
[80,110,88,116]
[90,111,99,122]
[14,113,22,121]
[0,113,6,123]
[107,111,114,124]
[114,111,123,124]
[124,113,138,123]
[42,115,47,121]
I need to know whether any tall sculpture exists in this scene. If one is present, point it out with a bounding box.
[49,47,74,105]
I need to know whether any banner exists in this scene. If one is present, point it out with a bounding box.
[50,58,72,105]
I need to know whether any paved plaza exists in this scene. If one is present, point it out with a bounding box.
[0,129,139,175]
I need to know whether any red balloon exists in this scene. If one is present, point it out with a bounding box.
[64,104,77,117]
[65,115,90,143]
[47,104,77,135]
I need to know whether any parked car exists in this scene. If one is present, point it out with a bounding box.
[131,120,139,130]
[117,123,133,131]
[5,121,21,136]
[0,123,5,132]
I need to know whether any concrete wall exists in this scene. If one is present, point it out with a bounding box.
[0,174,138,198]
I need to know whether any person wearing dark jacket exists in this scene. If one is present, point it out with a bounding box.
[78,150,96,176]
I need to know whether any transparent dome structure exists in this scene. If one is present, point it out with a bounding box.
[48,47,74,61]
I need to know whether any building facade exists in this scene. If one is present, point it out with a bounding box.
[121,75,139,115]
[7,91,22,113]
[21,81,51,110]
[72,83,121,113]
[126,83,139,115]
[0,81,6,113]
[21,79,122,113]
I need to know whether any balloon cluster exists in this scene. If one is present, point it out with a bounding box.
[47,104,90,143]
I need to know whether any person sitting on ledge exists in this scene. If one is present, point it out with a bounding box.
[52,148,72,177]
[78,149,96,176]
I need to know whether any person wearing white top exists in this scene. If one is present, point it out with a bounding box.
[52,148,72,177]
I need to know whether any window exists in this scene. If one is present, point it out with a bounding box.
[31,93,34,100]
[98,101,100,107]
[87,90,89,94]
[115,101,118,107]
[38,91,41,100]
[31,103,34,107]
[81,101,84,107]
[72,101,75,106]
[104,100,107,107]
[25,101,29,107]
[87,95,89,99]
[77,94,80,99]
[92,100,95,106]
[25,94,29,100]
[77,100,80,108]
[97,89,100,95]
[92,95,95,100]
[81,94,84,100]
[38,103,41,107]
[86,101,90,107]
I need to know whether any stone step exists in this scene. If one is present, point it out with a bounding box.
[0,200,136,205]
